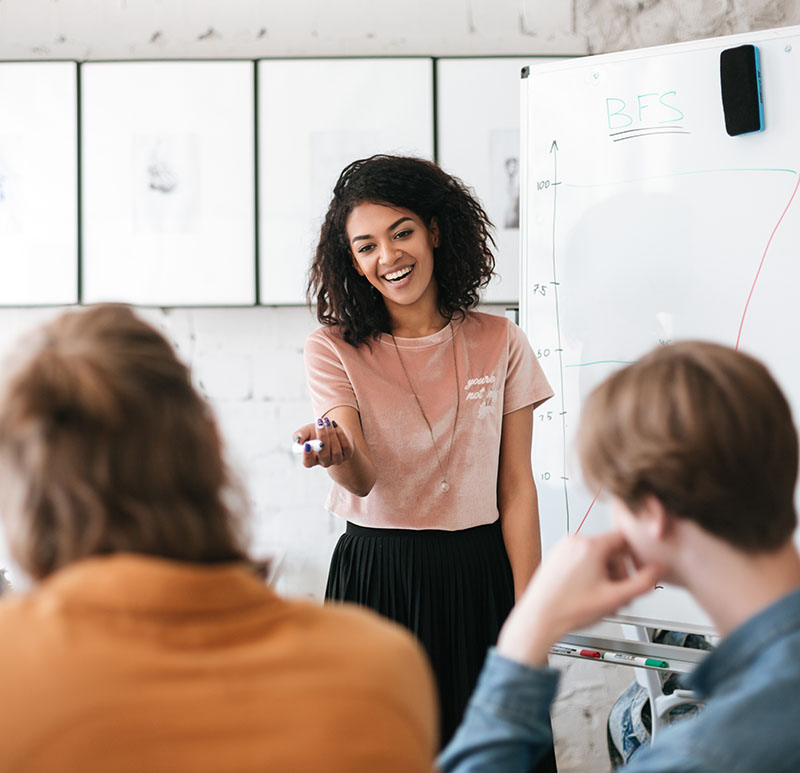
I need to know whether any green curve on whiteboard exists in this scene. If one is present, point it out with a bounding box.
[564,167,798,188]
[566,360,636,367]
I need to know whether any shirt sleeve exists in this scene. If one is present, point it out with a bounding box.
[621,746,711,773]
[437,648,559,773]
[303,329,360,418]
[503,321,554,415]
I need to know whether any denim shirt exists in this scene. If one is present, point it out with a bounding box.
[439,586,800,773]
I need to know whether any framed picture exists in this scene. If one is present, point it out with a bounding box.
[437,57,560,304]
[81,61,256,306]
[0,62,77,305]
[258,58,434,304]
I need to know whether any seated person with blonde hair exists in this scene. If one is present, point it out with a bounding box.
[441,341,800,772]
[0,305,437,772]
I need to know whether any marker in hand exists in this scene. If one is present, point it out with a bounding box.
[292,439,324,454]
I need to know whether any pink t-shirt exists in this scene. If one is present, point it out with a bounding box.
[304,311,553,531]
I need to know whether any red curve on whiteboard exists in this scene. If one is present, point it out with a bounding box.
[574,489,601,534]
[736,173,800,350]
[572,173,800,535]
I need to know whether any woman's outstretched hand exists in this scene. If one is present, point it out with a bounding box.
[293,416,355,469]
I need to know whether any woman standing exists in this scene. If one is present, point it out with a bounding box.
[295,155,553,752]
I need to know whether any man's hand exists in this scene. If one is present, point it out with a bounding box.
[497,531,663,667]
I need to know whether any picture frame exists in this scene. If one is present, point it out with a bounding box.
[257,58,434,304]
[81,61,256,306]
[0,62,77,305]
[437,57,560,304]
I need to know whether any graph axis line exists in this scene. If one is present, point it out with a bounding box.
[550,140,570,532]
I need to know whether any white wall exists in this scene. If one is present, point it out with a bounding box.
[0,0,584,59]
[2,0,796,60]
[2,1,800,771]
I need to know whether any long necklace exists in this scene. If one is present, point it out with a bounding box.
[391,322,460,493]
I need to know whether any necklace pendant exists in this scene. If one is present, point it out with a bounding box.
[440,480,450,492]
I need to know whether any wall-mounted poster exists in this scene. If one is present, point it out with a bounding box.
[437,57,559,304]
[82,61,255,306]
[0,62,77,305]
[258,58,434,304]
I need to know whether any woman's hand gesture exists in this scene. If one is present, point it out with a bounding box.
[293,416,355,469]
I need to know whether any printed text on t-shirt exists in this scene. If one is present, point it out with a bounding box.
[464,374,498,418]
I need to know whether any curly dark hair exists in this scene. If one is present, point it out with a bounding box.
[307,154,496,346]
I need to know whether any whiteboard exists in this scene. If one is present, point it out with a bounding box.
[521,26,800,634]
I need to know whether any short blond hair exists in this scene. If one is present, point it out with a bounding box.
[0,305,247,579]
[578,341,798,552]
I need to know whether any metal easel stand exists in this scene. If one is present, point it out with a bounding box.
[558,624,708,742]
[620,624,703,741]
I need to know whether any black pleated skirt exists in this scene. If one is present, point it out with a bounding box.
[325,518,558,770]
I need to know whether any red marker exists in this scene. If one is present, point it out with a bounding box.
[550,645,602,659]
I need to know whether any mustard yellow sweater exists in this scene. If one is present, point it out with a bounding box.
[0,553,438,771]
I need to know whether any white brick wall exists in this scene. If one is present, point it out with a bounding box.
[141,305,339,600]
[0,0,587,59]
[0,304,343,593]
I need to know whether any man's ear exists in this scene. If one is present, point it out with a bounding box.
[639,495,672,542]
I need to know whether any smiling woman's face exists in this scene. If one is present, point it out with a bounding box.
[346,202,439,315]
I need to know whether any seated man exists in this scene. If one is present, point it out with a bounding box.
[440,341,800,772]
[0,305,437,771]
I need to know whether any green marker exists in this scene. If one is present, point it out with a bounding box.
[601,651,669,668]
